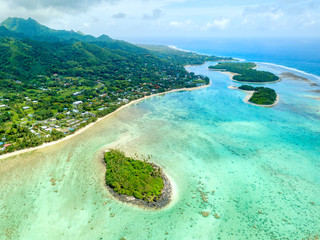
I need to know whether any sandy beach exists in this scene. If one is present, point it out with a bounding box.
[209,69,239,81]
[0,81,210,161]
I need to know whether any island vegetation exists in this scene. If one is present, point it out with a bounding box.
[138,45,234,65]
[238,85,256,91]
[209,62,279,83]
[0,17,232,155]
[104,149,165,203]
[239,85,277,105]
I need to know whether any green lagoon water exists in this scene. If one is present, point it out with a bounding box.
[0,62,320,240]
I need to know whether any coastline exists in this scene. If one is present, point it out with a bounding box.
[229,86,279,108]
[0,78,211,161]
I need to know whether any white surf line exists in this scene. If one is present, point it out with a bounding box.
[167,45,191,52]
[257,62,320,81]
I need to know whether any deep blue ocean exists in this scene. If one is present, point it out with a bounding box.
[133,38,320,78]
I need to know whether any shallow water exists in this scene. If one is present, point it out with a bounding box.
[0,62,319,240]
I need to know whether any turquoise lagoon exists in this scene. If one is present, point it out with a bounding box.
[0,62,319,240]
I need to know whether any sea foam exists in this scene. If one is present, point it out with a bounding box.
[257,62,320,81]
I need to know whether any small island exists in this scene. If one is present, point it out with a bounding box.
[104,149,172,209]
[209,62,280,83]
[237,85,278,106]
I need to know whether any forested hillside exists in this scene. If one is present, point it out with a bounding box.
[0,17,224,154]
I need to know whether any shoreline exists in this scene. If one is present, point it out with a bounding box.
[228,86,279,108]
[184,62,207,69]
[0,77,211,161]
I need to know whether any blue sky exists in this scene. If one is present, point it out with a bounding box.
[0,0,319,40]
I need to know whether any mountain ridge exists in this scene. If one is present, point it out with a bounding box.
[0,17,113,43]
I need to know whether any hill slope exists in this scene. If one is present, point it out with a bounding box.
[0,17,217,155]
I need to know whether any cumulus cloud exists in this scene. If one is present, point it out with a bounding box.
[204,18,229,30]
[6,0,119,12]
[169,20,193,28]
[0,0,319,39]
[242,0,320,31]
[143,9,163,20]
[112,12,126,19]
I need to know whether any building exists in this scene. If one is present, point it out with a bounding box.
[22,106,30,110]
[73,101,83,105]
[73,91,82,96]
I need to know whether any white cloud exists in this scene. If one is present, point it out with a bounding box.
[169,20,193,28]
[204,18,230,30]
[241,0,320,33]
[143,9,163,20]
[112,13,126,19]
[0,0,319,39]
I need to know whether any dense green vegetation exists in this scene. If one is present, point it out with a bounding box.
[238,85,256,91]
[138,45,234,65]
[238,85,277,105]
[104,149,164,202]
[0,17,229,154]
[249,87,277,105]
[209,62,279,83]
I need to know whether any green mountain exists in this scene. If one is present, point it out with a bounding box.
[1,17,100,42]
[0,17,152,55]
[0,26,22,38]
[0,17,221,154]
[1,17,52,36]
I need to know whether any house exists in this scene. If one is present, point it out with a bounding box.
[22,106,30,110]
[73,101,83,105]
[3,143,11,148]
[73,91,82,96]
[59,129,69,134]
[0,104,6,108]
[0,142,3,146]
